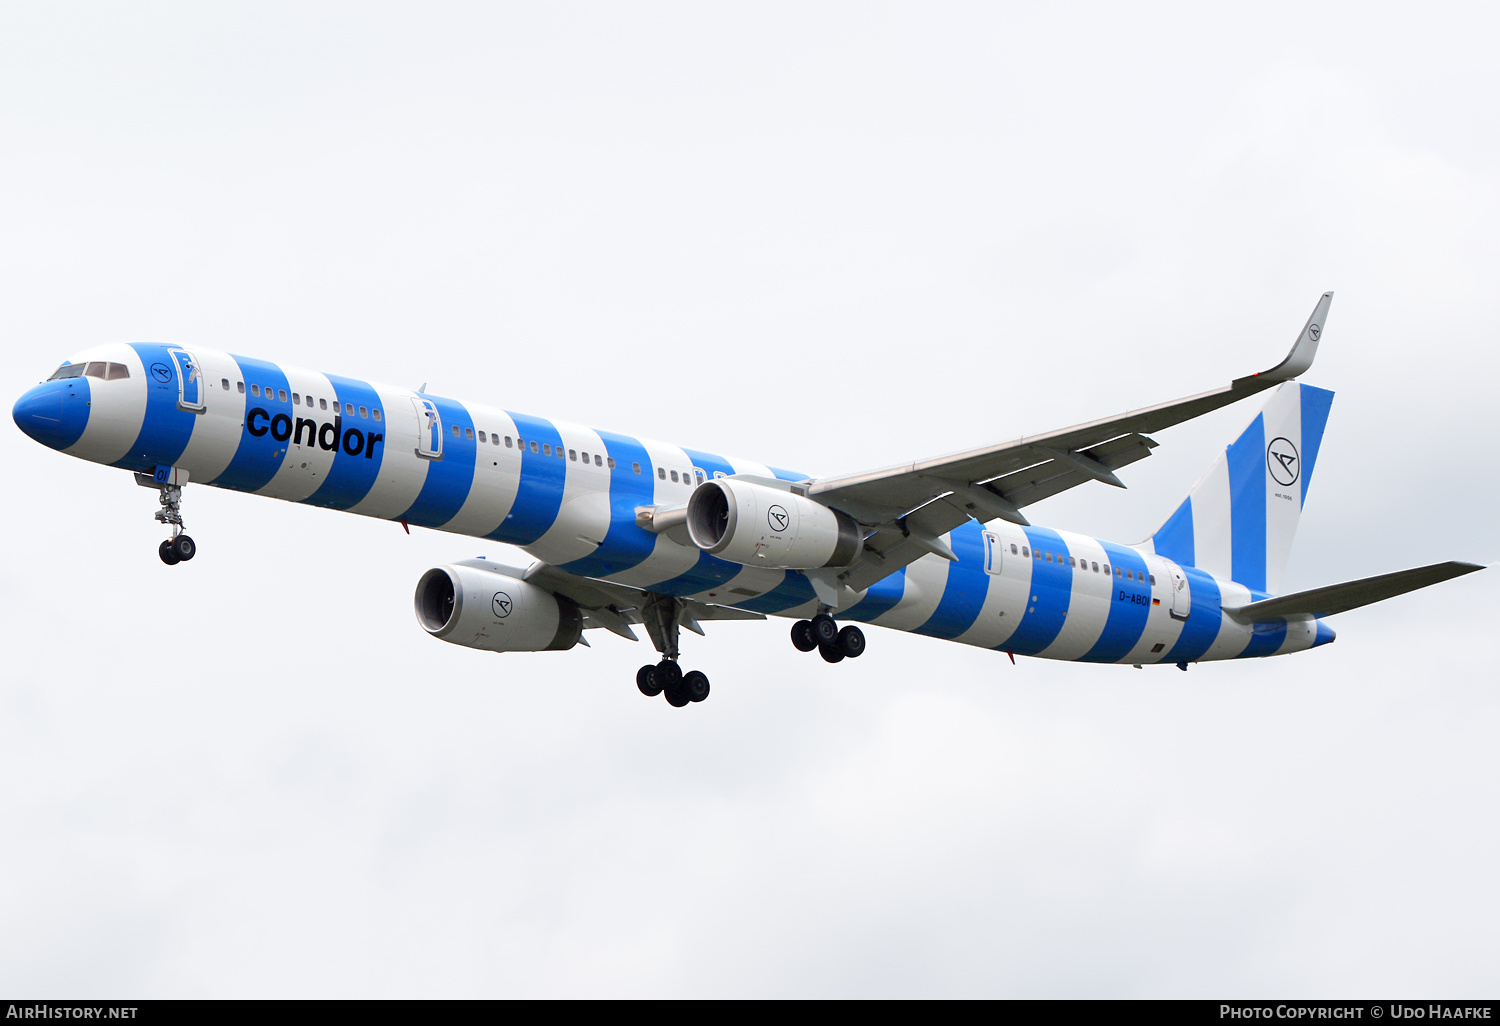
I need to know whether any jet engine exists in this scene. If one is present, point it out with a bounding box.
[685,478,861,569]
[414,562,583,653]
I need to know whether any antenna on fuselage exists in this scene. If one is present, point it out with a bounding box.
[418,382,427,393]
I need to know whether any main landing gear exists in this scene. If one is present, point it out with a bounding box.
[790,612,865,664]
[150,479,196,566]
[634,593,710,709]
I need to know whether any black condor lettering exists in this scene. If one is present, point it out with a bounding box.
[294,417,317,446]
[341,427,364,456]
[270,413,293,442]
[364,432,383,459]
[246,406,270,437]
[319,417,341,452]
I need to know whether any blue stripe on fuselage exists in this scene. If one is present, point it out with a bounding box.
[111,343,200,474]
[1079,543,1152,663]
[1228,412,1267,593]
[1002,528,1072,655]
[1238,622,1288,658]
[304,375,386,511]
[732,572,818,615]
[1160,566,1223,665]
[839,569,908,623]
[915,522,989,640]
[398,397,476,527]
[490,412,566,545]
[208,355,292,492]
[557,430,660,578]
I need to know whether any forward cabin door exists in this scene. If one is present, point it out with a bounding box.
[168,348,205,412]
[412,397,443,460]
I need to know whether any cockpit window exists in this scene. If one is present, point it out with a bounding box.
[48,363,87,380]
[106,362,129,380]
[85,361,107,379]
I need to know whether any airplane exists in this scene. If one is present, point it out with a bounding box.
[11,292,1483,708]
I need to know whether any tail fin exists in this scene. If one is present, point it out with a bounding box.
[1149,381,1335,594]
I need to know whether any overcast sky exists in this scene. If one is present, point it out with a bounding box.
[1,1,1496,998]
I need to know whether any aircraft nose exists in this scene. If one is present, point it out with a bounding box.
[13,381,87,450]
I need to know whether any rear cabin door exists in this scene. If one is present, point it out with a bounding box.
[1168,564,1191,621]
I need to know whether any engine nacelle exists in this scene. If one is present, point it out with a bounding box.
[414,562,582,653]
[685,479,861,569]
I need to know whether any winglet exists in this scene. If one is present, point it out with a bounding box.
[1234,291,1333,389]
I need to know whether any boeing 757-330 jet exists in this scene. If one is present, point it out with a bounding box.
[12,293,1483,707]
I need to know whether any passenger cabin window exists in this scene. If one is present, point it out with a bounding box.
[373,409,381,422]
[451,425,461,437]
[251,384,260,397]
[478,431,487,443]
[1115,567,1122,577]
[361,407,369,420]
[542,443,552,456]
[221,377,230,390]
[344,403,354,415]
[464,427,473,440]
[658,467,667,480]
[530,441,539,453]
[632,462,641,474]
[292,392,301,404]
[1010,544,1019,554]
[695,471,704,484]
[319,398,327,410]
[596,455,604,467]
[1092,561,1099,572]
[569,449,577,461]
[1149,574,1156,585]
[670,470,679,482]
[278,389,287,402]
[556,447,564,459]
[237,382,246,394]
[1069,556,1076,567]
[1022,547,1029,557]
[505,436,513,447]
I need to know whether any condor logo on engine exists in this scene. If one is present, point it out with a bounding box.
[767,504,790,533]
[245,407,384,458]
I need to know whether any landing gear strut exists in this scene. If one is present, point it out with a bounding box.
[148,479,196,566]
[635,593,710,708]
[791,612,865,664]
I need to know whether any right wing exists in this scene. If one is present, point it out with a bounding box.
[798,292,1335,596]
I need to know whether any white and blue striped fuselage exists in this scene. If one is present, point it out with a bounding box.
[14,342,1335,665]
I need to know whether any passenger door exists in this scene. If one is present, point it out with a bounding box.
[168,348,205,412]
[412,397,443,460]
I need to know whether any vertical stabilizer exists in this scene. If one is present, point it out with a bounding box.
[1149,382,1334,594]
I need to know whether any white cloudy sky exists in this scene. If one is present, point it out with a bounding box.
[1,1,1496,998]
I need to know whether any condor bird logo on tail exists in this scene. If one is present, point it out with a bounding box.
[1267,436,1300,487]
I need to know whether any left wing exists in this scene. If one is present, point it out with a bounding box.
[798,292,1334,596]
[516,561,764,644]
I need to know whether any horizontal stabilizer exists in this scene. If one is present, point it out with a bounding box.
[1222,561,1484,624]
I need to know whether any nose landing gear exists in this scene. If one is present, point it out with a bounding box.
[140,474,196,565]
